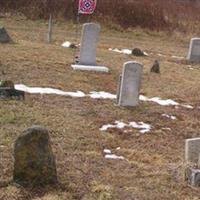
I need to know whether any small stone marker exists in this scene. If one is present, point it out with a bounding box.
[0,27,12,43]
[13,126,57,186]
[187,38,200,63]
[185,168,200,187]
[185,138,200,164]
[0,80,25,100]
[117,61,143,107]
[71,23,109,72]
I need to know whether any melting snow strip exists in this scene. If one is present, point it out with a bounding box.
[105,154,125,160]
[161,114,177,120]
[100,120,151,134]
[15,84,194,108]
[108,48,148,56]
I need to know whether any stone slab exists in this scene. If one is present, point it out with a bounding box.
[187,38,200,63]
[71,64,109,73]
[185,138,200,164]
[0,27,12,43]
[118,61,143,107]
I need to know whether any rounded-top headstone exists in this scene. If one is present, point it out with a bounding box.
[187,38,200,63]
[79,23,101,66]
[13,126,57,186]
[0,27,12,43]
[118,61,143,107]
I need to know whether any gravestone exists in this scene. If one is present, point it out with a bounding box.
[187,38,200,63]
[71,23,109,72]
[185,168,200,187]
[185,138,200,164]
[117,61,143,107]
[79,23,100,65]
[13,126,57,186]
[0,27,12,43]
[0,80,25,100]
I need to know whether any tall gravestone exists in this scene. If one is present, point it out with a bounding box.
[187,38,200,63]
[0,27,12,43]
[71,23,109,72]
[117,61,143,107]
[13,126,57,186]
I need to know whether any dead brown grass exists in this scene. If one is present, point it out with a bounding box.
[1,0,200,33]
[0,16,200,199]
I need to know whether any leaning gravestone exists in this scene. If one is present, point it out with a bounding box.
[187,38,200,63]
[13,126,57,186]
[117,61,143,107]
[0,27,12,43]
[71,23,109,72]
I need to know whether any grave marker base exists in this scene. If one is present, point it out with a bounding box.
[71,64,109,73]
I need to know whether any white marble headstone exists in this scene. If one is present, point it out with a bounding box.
[79,23,100,65]
[71,23,109,72]
[187,38,200,63]
[118,61,143,107]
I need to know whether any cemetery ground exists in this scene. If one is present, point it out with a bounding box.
[1,16,200,200]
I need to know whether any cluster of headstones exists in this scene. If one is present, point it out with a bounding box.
[1,22,200,188]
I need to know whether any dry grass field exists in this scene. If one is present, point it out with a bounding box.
[0,16,200,199]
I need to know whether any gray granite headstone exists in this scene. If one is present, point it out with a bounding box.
[187,38,200,63]
[79,23,100,66]
[185,138,200,164]
[118,61,143,107]
[0,27,12,43]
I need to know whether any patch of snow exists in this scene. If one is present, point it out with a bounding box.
[143,51,149,56]
[100,121,151,134]
[89,91,117,99]
[105,154,125,160]
[104,149,112,154]
[139,95,179,106]
[129,121,151,133]
[109,48,132,55]
[15,84,86,98]
[162,114,177,120]
[116,147,121,150]
[62,41,72,48]
[181,105,194,109]
[15,84,194,109]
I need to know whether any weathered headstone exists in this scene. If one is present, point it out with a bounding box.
[79,23,100,65]
[71,23,109,72]
[187,38,200,63]
[117,61,143,107]
[185,138,200,164]
[0,80,24,100]
[0,27,12,43]
[13,126,57,186]
[185,168,200,187]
